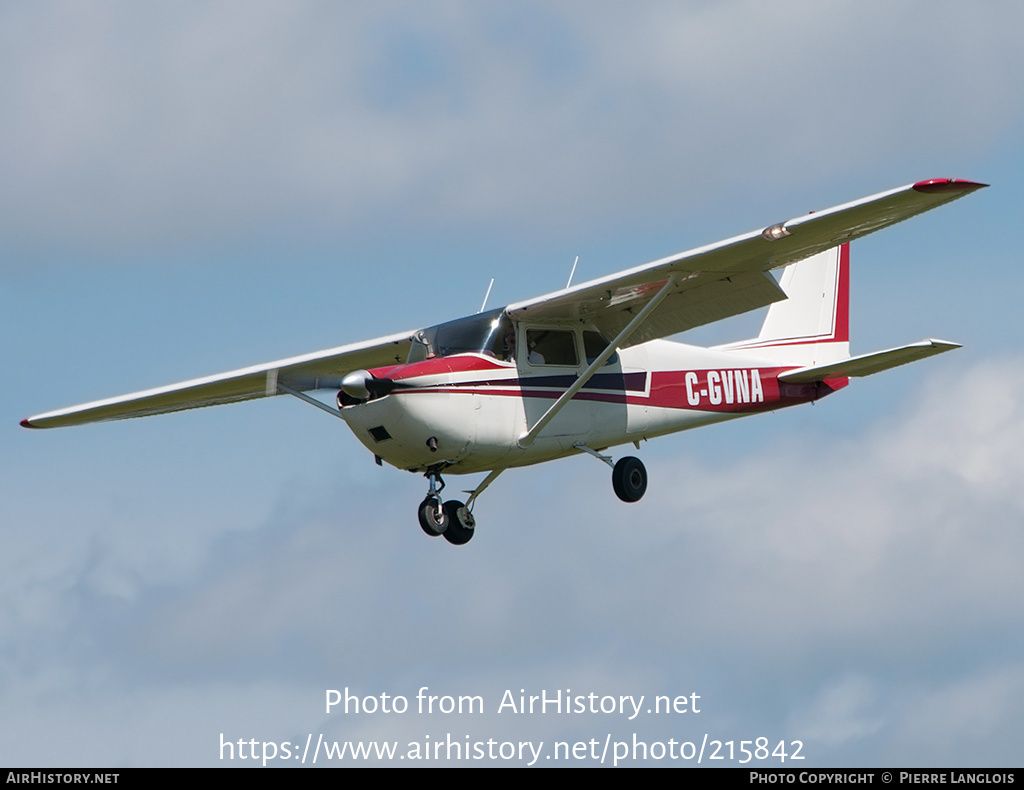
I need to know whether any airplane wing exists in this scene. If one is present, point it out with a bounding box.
[506,179,985,345]
[21,330,416,429]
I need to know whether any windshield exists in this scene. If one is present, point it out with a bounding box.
[407,309,516,364]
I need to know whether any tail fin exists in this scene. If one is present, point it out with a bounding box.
[718,243,850,367]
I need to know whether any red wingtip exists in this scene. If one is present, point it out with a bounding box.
[912,178,988,193]
[20,418,38,429]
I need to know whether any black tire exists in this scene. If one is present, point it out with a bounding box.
[442,500,476,545]
[612,456,647,503]
[418,496,448,536]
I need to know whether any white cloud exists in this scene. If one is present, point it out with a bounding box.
[887,663,1024,765]
[3,1,1023,255]
[789,675,884,748]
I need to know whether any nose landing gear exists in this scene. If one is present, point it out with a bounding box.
[417,496,448,536]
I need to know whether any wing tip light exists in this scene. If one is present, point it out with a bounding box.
[20,418,39,429]
[912,178,988,194]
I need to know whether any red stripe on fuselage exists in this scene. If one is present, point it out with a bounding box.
[372,354,510,381]
[645,368,843,411]
[379,365,844,412]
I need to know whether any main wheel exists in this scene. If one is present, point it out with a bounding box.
[442,500,476,545]
[418,496,448,536]
[612,456,647,503]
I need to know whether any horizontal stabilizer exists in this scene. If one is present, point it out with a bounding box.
[777,339,961,383]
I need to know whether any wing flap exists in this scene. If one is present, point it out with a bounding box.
[22,331,415,429]
[777,339,961,384]
[598,270,787,346]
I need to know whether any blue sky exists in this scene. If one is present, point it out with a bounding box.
[3,1,1023,767]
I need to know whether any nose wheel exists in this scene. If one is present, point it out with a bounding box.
[418,496,448,536]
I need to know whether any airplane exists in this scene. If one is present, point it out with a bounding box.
[22,178,985,545]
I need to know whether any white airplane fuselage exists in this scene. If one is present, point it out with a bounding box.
[340,337,845,475]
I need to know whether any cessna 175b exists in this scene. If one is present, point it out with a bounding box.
[22,178,985,545]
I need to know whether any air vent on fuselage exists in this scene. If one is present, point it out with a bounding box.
[368,426,392,443]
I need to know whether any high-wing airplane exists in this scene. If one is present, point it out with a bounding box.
[22,178,985,545]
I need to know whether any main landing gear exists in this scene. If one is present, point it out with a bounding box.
[612,456,647,503]
[417,467,476,546]
[576,445,648,504]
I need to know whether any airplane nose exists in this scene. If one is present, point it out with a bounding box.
[341,370,405,400]
[340,370,373,400]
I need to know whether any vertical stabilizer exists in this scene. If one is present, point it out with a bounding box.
[718,243,850,367]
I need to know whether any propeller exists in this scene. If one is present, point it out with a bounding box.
[340,370,409,401]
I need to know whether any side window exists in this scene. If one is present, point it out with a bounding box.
[526,329,578,366]
[582,331,619,366]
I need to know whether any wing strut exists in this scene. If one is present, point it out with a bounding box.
[518,272,682,447]
[278,383,347,421]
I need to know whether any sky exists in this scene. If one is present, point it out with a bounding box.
[2,0,1023,768]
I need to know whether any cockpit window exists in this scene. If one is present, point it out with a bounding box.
[406,309,516,364]
[526,329,578,366]
[487,316,517,362]
[583,331,619,366]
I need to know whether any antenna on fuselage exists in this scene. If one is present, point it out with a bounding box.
[566,255,579,289]
[478,278,495,313]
